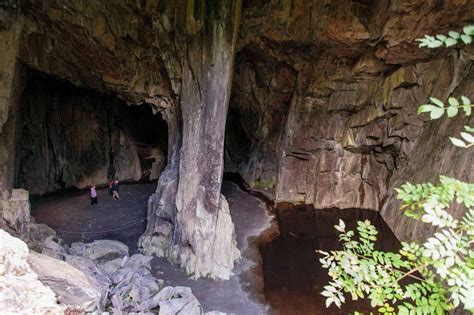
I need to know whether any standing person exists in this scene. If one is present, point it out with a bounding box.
[90,185,98,205]
[108,179,114,196]
[111,179,121,200]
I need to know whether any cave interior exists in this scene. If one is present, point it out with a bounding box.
[0,0,473,313]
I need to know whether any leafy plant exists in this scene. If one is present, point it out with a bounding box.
[319,26,474,314]
[417,25,474,48]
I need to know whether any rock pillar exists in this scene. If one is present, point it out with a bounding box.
[140,0,242,279]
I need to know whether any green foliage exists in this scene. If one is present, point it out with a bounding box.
[319,196,474,313]
[319,25,474,314]
[418,95,473,148]
[417,25,474,47]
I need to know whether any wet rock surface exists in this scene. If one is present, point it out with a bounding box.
[151,181,273,314]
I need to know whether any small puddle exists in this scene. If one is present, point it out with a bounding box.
[261,203,401,314]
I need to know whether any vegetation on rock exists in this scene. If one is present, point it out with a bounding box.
[319,26,474,314]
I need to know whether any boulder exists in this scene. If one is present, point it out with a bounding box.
[108,254,163,312]
[27,223,56,250]
[70,239,129,263]
[137,286,203,315]
[41,236,68,260]
[0,229,63,314]
[64,255,111,310]
[27,251,103,312]
[97,257,124,276]
[1,189,30,232]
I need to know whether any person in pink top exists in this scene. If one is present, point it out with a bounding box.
[90,185,98,205]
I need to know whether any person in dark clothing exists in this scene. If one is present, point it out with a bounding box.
[111,179,120,200]
[90,185,98,205]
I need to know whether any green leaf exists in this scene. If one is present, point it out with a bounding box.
[430,97,444,108]
[463,25,474,36]
[435,34,447,41]
[450,137,466,147]
[430,107,444,119]
[445,37,458,47]
[463,104,472,116]
[461,96,471,105]
[460,132,474,143]
[448,31,460,39]
[418,104,436,114]
[428,40,443,48]
[464,125,474,132]
[461,34,472,45]
[448,97,459,107]
[447,106,458,117]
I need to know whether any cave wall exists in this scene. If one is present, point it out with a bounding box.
[233,0,474,242]
[1,0,473,279]
[16,72,167,195]
[226,46,296,188]
[0,0,244,280]
[0,7,24,195]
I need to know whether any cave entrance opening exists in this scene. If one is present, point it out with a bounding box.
[14,68,169,252]
[224,106,251,176]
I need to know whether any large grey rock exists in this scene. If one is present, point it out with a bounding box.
[27,251,103,312]
[70,239,129,263]
[0,229,63,314]
[1,189,30,233]
[108,254,163,312]
[41,236,68,260]
[27,223,56,249]
[137,286,203,315]
[64,255,111,310]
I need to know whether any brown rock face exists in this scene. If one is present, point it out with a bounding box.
[16,71,167,195]
[229,0,474,242]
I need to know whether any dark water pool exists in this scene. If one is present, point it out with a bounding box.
[261,203,401,315]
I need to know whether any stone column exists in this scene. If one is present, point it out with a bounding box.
[140,0,242,280]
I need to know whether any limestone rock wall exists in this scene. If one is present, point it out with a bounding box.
[234,0,474,242]
[16,71,167,195]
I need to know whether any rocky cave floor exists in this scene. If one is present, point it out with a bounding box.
[31,181,273,314]
[31,180,403,314]
[31,183,156,253]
